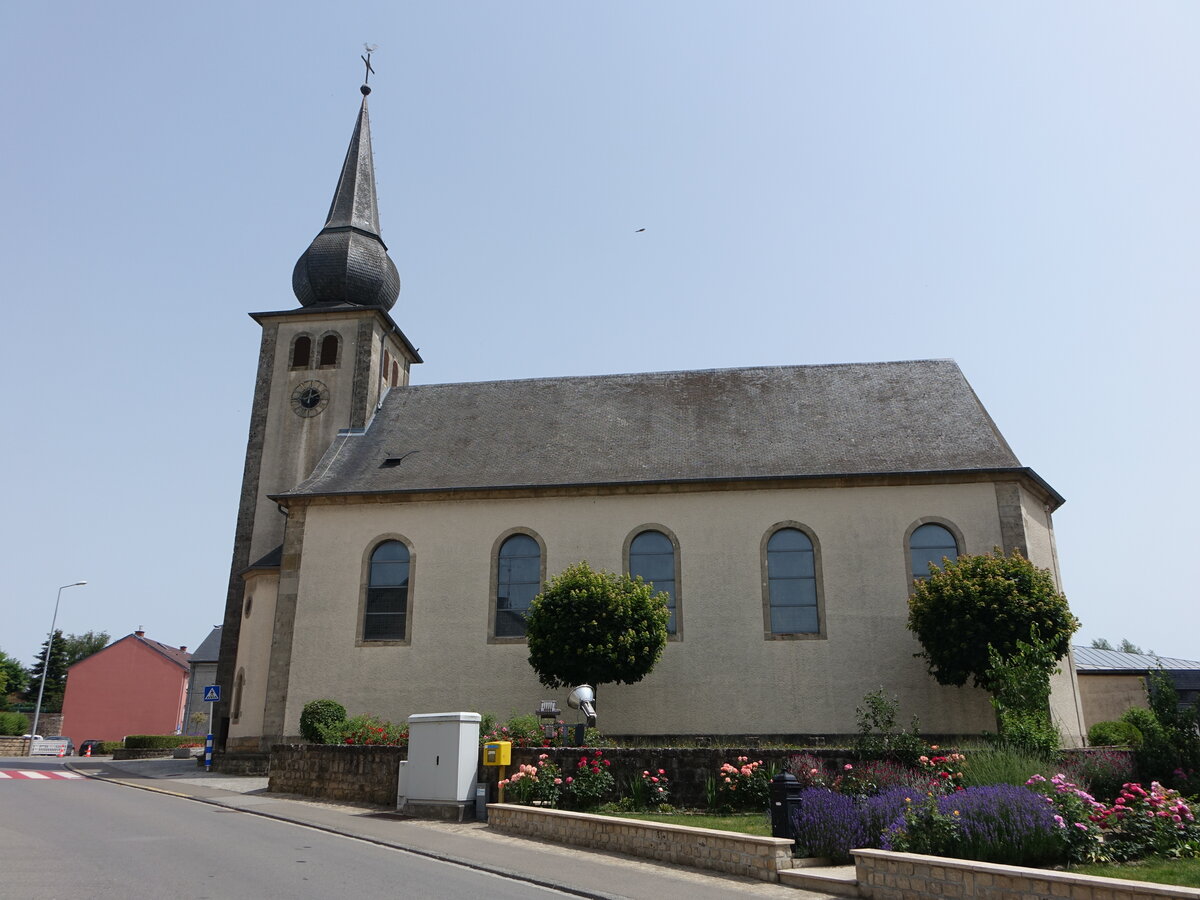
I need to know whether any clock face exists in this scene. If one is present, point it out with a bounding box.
[291,380,329,418]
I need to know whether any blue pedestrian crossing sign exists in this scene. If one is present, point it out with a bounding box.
[203,685,221,702]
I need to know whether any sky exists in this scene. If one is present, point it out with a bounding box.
[2,2,1197,670]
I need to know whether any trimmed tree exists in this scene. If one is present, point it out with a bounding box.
[907,548,1079,693]
[526,561,670,691]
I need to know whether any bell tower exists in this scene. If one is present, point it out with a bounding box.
[214,61,420,748]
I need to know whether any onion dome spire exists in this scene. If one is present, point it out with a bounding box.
[292,53,400,310]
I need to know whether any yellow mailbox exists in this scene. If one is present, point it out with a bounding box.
[482,741,511,767]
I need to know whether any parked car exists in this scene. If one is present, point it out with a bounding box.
[77,740,105,757]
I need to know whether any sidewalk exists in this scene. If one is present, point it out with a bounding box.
[68,756,842,899]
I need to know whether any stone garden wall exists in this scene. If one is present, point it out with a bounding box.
[852,849,1200,900]
[487,804,795,881]
[268,744,405,806]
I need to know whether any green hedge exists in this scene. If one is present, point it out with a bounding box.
[0,711,30,736]
[123,734,197,749]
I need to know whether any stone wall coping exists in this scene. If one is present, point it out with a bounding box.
[852,848,1200,899]
[487,803,796,881]
[487,803,794,848]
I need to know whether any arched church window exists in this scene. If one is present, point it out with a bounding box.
[627,529,678,635]
[291,335,312,369]
[319,333,340,367]
[391,360,400,387]
[909,523,959,581]
[232,669,245,723]
[764,526,820,635]
[364,540,411,641]
[494,533,542,639]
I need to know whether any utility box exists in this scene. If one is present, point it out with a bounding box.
[482,741,511,766]
[398,711,482,821]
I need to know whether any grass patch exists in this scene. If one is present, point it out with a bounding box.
[596,810,772,836]
[1069,858,1200,888]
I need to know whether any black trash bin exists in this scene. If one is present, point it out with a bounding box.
[769,772,803,838]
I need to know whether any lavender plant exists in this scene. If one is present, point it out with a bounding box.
[884,784,1067,866]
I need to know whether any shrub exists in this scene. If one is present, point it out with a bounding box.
[481,713,555,749]
[958,746,1054,789]
[624,767,671,810]
[1088,719,1142,748]
[1126,671,1200,788]
[907,549,1078,692]
[785,752,828,788]
[500,753,563,806]
[0,710,29,735]
[562,749,615,810]
[714,756,771,812]
[100,740,123,754]
[1025,773,1107,863]
[853,689,926,766]
[299,699,347,744]
[791,788,865,863]
[1091,781,1200,862]
[836,760,931,798]
[333,714,407,747]
[884,784,1066,866]
[788,786,916,863]
[1059,748,1137,802]
[124,734,196,749]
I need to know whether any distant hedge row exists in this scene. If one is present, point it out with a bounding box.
[123,734,201,750]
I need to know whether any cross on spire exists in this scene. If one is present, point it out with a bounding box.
[362,44,377,88]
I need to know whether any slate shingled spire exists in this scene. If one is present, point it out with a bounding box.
[292,78,400,310]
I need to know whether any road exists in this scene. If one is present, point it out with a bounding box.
[0,757,574,899]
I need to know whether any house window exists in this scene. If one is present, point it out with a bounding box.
[765,527,819,634]
[318,333,340,367]
[391,360,400,386]
[291,335,312,368]
[494,533,541,638]
[628,529,678,635]
[364,540,410,641]
[909,523,959,581]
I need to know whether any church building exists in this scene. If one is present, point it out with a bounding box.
[214,74,1086,753]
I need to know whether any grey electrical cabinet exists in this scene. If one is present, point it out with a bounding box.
[400,711,482,819]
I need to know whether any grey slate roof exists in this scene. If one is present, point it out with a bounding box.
[285,359,1046,500]
[1072,646,1200,672]
[189,627,223,664]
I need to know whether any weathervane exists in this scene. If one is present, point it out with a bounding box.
[361,43,377,95]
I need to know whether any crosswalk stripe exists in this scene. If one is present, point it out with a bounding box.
[0,770,85,780]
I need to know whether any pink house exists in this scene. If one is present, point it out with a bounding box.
[61,631,191,747]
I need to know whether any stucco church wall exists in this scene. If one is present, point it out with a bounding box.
[1014,486,1086,744]
[267,480,1054,740]
[228,571,278,747]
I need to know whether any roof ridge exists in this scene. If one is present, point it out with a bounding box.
[398,358,960,392]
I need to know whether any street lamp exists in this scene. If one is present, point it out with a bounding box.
[29,581,87,748]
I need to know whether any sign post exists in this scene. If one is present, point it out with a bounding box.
[203,685,220,771]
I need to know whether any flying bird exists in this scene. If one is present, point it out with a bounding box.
[635,228,645,233]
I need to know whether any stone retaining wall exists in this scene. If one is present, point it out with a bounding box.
[853,849,1200,900]
[487,804,795,881]
[268,744,405,806]
[0,736,32,756]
